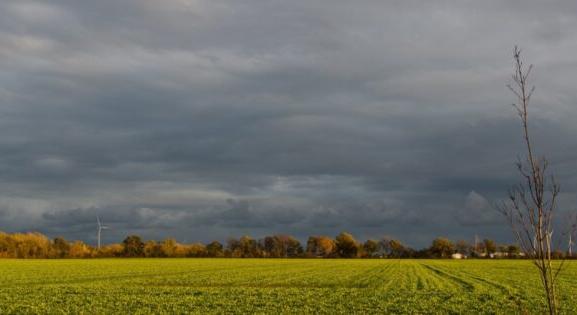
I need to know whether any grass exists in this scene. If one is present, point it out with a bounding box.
[1,259,577,314]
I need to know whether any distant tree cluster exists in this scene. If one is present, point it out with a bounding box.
[0,230,570,259]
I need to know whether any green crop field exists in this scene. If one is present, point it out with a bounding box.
[1,259,576,314]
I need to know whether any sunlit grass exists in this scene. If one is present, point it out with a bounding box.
[1,259,576,314]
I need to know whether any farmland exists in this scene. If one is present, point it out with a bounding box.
[1,259,577,314]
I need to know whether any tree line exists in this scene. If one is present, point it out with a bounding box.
[3,230,572,259]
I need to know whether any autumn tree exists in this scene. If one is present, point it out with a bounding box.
[483,239,497,256]
[0,232,9,258]
[227,236,260,258]
[335,232,359,258]
[306,236,335,257]
[429,237,454,258]
[455,240,471,256]
[262,235,303,258]
[362,239,379,258]
[263,236,284,258]
[160,238,178,257]
[380,237,410,258]
[69,241,93,258]
[143,240,162,257]
[206,241,224,257]
[8,232,52,258]
[187,243,207,257]
[122,235,144,257]
[52,237,70,258]
[98,243,123,257]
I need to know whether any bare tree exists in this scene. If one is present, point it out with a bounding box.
[497,46,563,314]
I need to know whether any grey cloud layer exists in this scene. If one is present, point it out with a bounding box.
[0,0,576,247]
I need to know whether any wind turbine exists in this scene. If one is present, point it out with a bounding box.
[96,216,109,249]
[569,233,574,257]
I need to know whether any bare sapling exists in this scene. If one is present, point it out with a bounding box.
[498,46,565,315]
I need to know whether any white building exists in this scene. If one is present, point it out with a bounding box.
[451,253,466,259]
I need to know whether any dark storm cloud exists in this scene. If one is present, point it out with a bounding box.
[0,0,576,247]
[456,191,502,227]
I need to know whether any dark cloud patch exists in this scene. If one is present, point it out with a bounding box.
[0,0,576,247]
[198,199,307,228]
[456,191,502,226]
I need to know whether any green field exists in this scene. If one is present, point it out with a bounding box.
[1,259,576,314]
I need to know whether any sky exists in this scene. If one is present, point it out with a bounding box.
[0,0,576,248]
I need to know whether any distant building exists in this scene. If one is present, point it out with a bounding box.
[492,252,506,258]
[451,253,466,259]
